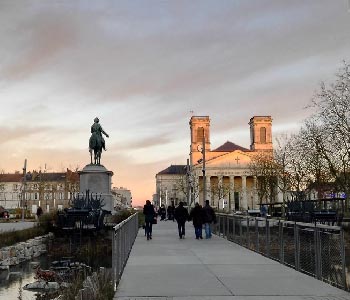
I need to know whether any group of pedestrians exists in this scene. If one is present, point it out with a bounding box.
[157,202,176,221]
[189,200,216,239]
[143,199,216,241]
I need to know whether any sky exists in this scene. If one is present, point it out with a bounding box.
[0,1,350,206]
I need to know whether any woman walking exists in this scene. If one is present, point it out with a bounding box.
[143,200,155,240]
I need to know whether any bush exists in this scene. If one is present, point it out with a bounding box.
[109,209,134,224]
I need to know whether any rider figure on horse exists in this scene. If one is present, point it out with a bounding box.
[90,117,109,151]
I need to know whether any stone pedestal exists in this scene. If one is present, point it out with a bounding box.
[78,164,114,212]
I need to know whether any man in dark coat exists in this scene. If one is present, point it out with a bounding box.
[203,200,216,239]
[174,202,189,239]
[167,201,175,221]
[158,205,166,221]
[189,203,204,239]
[143,200,155,240]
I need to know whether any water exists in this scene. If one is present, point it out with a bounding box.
[0,256,55,300]
[0,234,113,299]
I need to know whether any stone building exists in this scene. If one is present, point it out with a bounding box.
[155,115,275,211]
[155,165,187,208]
[0,169,79,214]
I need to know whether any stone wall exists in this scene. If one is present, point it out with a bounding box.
[0,233,54,267]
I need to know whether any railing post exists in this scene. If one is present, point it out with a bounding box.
[223,215,226,238]
[112,231,115,290]
[255,218,259,252]
[233,215,236,240]
[239,217,243,245]
[227,215,230,240]
[279,221,284,264]
[340,228,347,289]
[247,217,250,249]
[315,227,322,280]
[266,219,270,257]
[294,223,300,271]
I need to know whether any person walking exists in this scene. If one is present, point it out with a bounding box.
[158,205,166,221]
[189,203,204,239]
[203,200,216,239]
[174,202,189,239]
[167,201,175,221]
[143,200,155,240]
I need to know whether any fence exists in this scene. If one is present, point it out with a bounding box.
[213,213,348,291]
[112,212,139,289]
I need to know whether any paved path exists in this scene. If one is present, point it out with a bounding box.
[0,221,36,233]
[114,220,350,300]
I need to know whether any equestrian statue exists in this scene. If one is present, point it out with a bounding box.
[89,117,109,165]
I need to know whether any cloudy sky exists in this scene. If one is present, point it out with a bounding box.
[0,1,349,206]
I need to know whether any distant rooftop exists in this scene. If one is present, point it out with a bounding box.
[213,141,249,152]
[157,165,187,175]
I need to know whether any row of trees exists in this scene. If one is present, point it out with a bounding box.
[250,62,350,214]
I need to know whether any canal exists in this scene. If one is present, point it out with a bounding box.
[0,233,113,300]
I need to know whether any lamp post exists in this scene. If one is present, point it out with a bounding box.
[45,192,49,213]
[21,159,27,221]
[197,129,206,204]
[186,159,191,207]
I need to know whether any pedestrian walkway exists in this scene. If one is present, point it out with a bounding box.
[0,221,35,233]
[114,220,350,300]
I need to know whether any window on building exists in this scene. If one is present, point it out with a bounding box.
[196,127,204,143]
[34,193,38,200]
[260,127,266,143]
[13,184,18,191]
[33,184,38,189]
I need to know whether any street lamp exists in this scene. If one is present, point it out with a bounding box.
[45,192,49,213]
[197,129,206,204]
[22,159,27,221]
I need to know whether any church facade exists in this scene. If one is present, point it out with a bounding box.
[155,115,274,211]
[190,115,273,210]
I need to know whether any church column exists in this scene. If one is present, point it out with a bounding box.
[241,176,248,210]
[218,175,223,209]
[229,175,235,211]
[253,176,259,208]
[205,176,211,205]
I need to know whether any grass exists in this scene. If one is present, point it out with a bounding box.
[0,225,47,248]
[60,269,114,300]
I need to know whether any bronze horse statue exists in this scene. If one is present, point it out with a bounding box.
[89,117,109,165]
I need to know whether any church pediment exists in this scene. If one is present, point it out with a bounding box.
[205,150,253,167]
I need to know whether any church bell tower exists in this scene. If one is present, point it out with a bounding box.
[189,116,211,164]
[249,116,273,152]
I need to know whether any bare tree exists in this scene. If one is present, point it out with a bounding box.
[176,173,201,207]
[210,178,231,210]
[305,62,350,210]
[249,152,278,205]
[273,134,294,216]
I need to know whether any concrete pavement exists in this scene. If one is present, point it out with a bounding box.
[114,219,350,300]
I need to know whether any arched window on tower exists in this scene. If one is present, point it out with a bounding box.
[260,127,266,143]
[197,127,204,143]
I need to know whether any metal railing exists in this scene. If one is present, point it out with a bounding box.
[112,213,139,289]
[213,213,348,291]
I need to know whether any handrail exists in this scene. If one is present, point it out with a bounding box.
[112,212,139,289]
[213,213,348,291]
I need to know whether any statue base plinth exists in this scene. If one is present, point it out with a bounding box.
[78,164,114,212]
